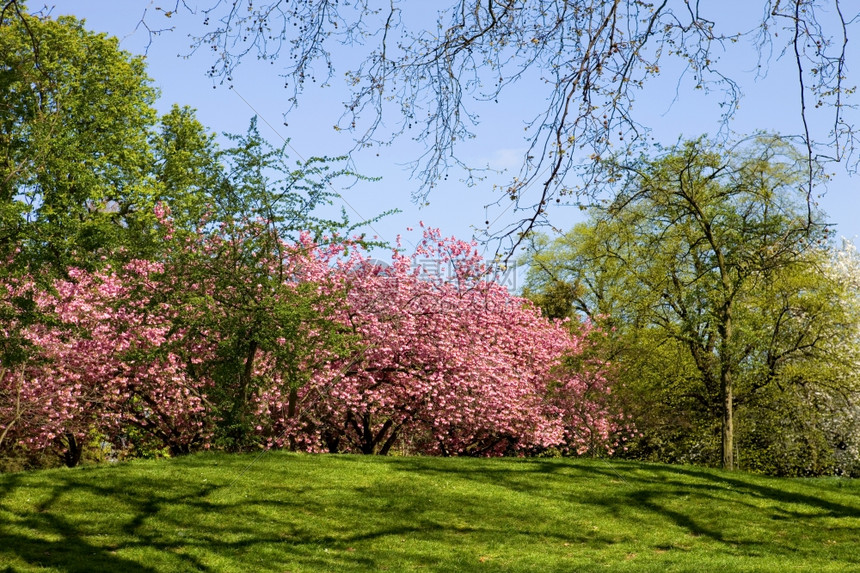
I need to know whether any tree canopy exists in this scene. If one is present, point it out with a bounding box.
[0,8,159,270]
[522,136,860,473]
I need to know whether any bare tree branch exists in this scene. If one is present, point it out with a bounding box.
[68,1,860,254]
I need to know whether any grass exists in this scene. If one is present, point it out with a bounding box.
[0,453,858,572]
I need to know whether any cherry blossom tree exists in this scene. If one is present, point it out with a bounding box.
[1,216,626,464]
[265,226,627,456]
[0,260,217,466]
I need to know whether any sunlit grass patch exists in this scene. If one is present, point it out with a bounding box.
[1,453,858,572]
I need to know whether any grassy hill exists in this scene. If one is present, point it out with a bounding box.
[1,452,858,572]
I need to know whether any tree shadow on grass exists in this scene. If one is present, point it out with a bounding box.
[2,455,858,571]
[383,456,860,552]
[0,465,466,572]
[387,456,860,516]
[0,457,608,572]
[0,471,217,572]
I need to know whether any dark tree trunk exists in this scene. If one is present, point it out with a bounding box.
[62,433,83,468]
[286,386,299,450]
[235,339,258,423]
[287,386,298,418]
[379,427,400,456]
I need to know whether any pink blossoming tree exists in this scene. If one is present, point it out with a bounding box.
[256,226,627,456]
[1,216,627,464]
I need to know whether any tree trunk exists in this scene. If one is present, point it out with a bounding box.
[62,433,83,468]
[287,385,299,451]
[721,375,734,470]
[378,423,399,455]
[720,308,734,471]
[236,339,258,422]
[361,412,375,454]
[287,386,298,418]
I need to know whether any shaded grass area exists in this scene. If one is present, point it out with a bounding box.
[0,453,858,572]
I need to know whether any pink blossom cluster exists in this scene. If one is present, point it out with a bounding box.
[0,217,628,462]
[0,263,213,456]
[252,227,628,456]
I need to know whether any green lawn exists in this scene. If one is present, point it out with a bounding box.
[0,453,858,572]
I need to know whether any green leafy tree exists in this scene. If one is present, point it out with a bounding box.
[150,117,382,450]
[0,9,160,270]
[523,137,855,472]
[0,8,383,460]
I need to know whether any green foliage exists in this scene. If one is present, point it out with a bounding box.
[0,9,159,270]
[522,136,859,474]
[149,104,224,233]
[0,10,384,462]
[117,426,172,461]
[0,443,57,473]
[217,117,356,239]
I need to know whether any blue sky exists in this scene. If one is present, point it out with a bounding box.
[45,1,860,273]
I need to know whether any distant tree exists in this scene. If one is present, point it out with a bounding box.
[522,137,856,471]
[51,0,857,252]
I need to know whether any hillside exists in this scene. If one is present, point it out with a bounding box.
[1,453,858,572]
